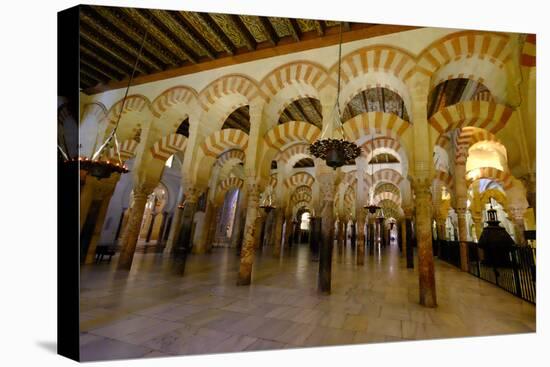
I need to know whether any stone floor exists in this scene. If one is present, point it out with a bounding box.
[79,241,536,361]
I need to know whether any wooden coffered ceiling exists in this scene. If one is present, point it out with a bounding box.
[79,5,419,94]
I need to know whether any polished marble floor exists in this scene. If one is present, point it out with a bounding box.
[79,241,536,361]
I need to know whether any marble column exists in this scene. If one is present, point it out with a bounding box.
[206,205,220,251]
[351,220,357,249]
[413,179,437,307]
[237,181,260,285]
[272,208,284,257]
[401,219,407,257]
[79,176,96,233]
[253,210,266,249]
[522,173,536,219]
[84,194,112,264]
[338,220,345,251]
[174,186,202,256]
[471,214,483,242]
[194,199,215,254]
[318,170,335,294]
[230,188,248,250]
[118,183,155,270]
[456,207,469,272]
[282,214,292,249]
[510,207,527,245]
[164,198,184,254]
[309,216,321,259]
[356,210,366,265]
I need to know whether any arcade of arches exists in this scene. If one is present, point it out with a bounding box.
[77,26,536,358]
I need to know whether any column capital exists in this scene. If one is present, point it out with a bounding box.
[509,206,527,221]
[184,186,202,203]
[134,181,156,197]
[411,176,432,196]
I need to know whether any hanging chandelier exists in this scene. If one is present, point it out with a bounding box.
[58,17,151,180]
[364,135,381,214]
[259,185,276,213]
[309,22,361,169]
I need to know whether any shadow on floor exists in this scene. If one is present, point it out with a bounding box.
[36,341,57,354]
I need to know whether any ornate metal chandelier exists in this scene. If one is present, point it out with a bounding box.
[58,17,151,180]
[364,135,381,214]
[259,185,276,213]
[309,22,361,169]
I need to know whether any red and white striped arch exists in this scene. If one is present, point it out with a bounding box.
[106,95,151,124]
[275,143,314,165]
[150,133,187,161]
[456,126,502,165]
[104,139,139,162]
[374,191,401,206]
[200,129,249,157]
[284,172,315,189]
[199,74,263,112]
[428,101,513,135]
[217,149,245,166]
[264,121,321,150]
[343,112,410,142]
[365,168,403,187]
[151,86,198,118]
[260,61,332,104]
[217,177,244,195]
[465,167,513,190]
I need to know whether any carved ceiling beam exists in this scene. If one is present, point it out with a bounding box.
[80,57,120,81]
[79,66,104,85]
[80,74,96,89]
[287,19,301,41]
[150,10,217,60]
[380,88,386,113]
[342,22,351,31]
[257,17,279,46]
[227,15,257,51]
[194,13,236,55]
[80,28,149,75]
[314,20,326,36]
[232,108,250,124]
[79,43,131,77]
[92,6,179,67]
[428,80,447,117]
[285,106,300,121]
[80,9,163,72]
[121,8,198,64]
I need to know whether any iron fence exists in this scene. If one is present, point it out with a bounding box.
[439,241,536,304]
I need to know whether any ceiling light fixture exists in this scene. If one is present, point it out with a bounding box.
[309,22,361,169]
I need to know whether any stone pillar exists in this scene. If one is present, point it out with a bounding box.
[237,181,260,285]
[413,179,437,307]
[194,199,215,254]
[456,207,469,272]
[272,208,284,257]
[522,172,536,219]
[173,186,202,256]
[282,214,292,249]
[401,219,407,257]
[164,198,184,254]
[356,210,366,265]
[79,176,96,233]
[118,183,155,270]
[471,214,483,242]
[83,194,112,264]
[230,188,248,251]
[338,220,345,250]
[510,207,527,245]
[350,220,356,249]
[253,210,266,249]
[309,216,321,260]
[317,169,335,294]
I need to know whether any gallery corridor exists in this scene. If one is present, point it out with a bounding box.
[79,243,535,361]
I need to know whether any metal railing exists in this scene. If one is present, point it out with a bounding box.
[437,240,536,304]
